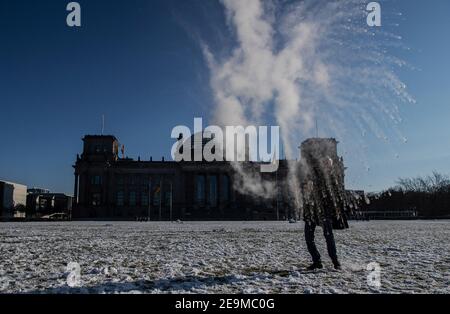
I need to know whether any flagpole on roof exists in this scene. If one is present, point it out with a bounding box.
[101,114,105,135]
[315,118,319,138]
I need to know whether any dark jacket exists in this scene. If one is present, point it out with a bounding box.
[302,158,349,230]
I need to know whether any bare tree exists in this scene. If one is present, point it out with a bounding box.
[396,171,450,193]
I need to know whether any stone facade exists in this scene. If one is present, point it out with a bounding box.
[72,135,345,220]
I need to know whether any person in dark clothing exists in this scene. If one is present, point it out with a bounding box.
[302,156,348,270]
[304,214,339,270]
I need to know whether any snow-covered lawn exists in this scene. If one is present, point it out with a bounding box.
[0,220,448,294]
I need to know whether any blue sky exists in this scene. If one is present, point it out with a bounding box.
[0,0,449,194]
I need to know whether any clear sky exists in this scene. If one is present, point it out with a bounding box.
[0,0,449,194]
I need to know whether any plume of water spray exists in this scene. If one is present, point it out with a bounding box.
[202,0,414,211]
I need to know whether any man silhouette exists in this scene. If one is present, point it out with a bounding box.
[302,156,348,271]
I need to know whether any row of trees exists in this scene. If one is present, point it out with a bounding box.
[363,172,450,218]
[396,172,450,194]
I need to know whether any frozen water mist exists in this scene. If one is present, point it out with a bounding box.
[202,0,414,202]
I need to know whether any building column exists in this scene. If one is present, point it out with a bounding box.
[74,173,79,205]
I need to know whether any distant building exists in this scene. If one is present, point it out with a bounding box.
[27,188,50,194]
[73,135,347,220]
[0,180,27,219]
[26,192,73,219]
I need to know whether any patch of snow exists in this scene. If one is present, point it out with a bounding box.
[0,220,448,294]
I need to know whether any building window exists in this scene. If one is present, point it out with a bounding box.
[141,192,149,207]
[129,191,136,206]
[195,175,206,205]
[91,175,102,185]
[221,175,230,202]
[142,176,150,187]
[39,198,48,211]
[164,182,172,207]
[208,176,217,207]
[116,175,124,185]
[153,184,161,206]
[116,191,124,206]
[90,144,99,153]
[91,193,101,206]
